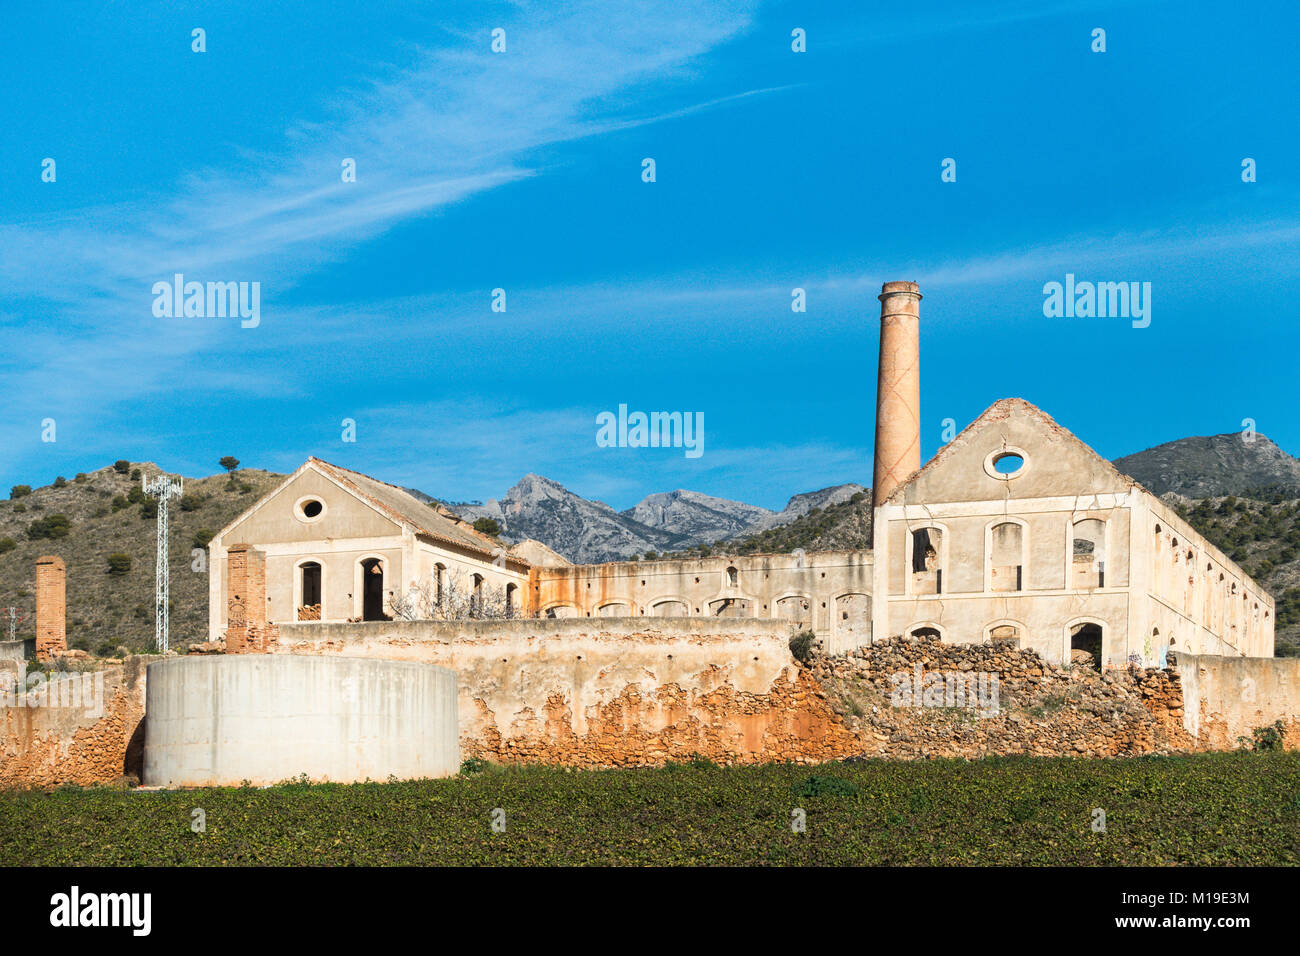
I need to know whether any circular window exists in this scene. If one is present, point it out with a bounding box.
[295,496,326,522]
[983,447,1027,480]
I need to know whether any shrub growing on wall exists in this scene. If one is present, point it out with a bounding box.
[789,630,816,664]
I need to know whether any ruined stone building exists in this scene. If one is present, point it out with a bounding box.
[209,282,1275,667]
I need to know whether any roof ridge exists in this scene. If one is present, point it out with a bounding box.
[885,397,1145,504]
[307,457,507,557]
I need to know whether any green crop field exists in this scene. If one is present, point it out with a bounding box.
[3,753,1299,866]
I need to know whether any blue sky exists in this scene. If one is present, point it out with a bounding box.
[2,0,1297,511]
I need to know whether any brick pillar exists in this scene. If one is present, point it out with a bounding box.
[225,544,268,654]
[35,555,67,661]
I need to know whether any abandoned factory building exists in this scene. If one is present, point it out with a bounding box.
[208,282,1275,668]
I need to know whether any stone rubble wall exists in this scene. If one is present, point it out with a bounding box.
[805,635,1199,758]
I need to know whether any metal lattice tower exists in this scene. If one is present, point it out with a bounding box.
[144,473,184,652]
[4,607,22,642]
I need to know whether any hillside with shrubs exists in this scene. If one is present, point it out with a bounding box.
[0,460,281,655]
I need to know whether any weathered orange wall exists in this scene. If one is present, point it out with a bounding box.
[0,658,148,788]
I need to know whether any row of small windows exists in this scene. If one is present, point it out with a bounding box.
[908,519,1106,594]
[293,558,516,621]
[1151,523,1270,645]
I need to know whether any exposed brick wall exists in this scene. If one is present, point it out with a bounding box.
[225,544,277,653]
[34,556,66,662]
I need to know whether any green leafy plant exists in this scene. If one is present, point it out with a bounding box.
[789,630,816,664]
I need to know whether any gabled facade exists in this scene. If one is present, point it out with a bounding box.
[207,458,529,639]
[871,398,1275,666]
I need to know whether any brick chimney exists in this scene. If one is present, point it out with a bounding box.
[873,281,922,508]
[35,555,67,661]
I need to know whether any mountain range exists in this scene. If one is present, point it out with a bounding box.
[433,433,1300,564]
[449,475,865,563]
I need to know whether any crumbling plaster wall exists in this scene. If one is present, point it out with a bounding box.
[1176,653,1300,747]
[0,658,150,788]
[274,618,855,766]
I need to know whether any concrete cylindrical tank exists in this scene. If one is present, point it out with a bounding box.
[873,280,922,508]
[143,655,458,787]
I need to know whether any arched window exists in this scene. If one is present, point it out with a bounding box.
[1071,519,1106,589]
[986,621,1022,645]
[1069,621,1103,670]
[989,521,1024,592]
[725,565,739,588]
[505,582,517,618]
[298,561,322,621]
[360,557,386,621]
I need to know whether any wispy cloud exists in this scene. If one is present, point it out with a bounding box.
[0,0,762,456]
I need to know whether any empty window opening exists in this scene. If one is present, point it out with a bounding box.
[709,597,750,618]
[910,527,943,595]
[434,563,446,605]
[505,583,517,618]
[361,558,386,621]
[1069,622,1103,670]
[991,453,1024,475]
[725,565,739,588]
[989,522,1024,592]
[299,562,322,621]
[989,623,1020,646]
[1072,519,1106,589]
[651,600,688,618]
